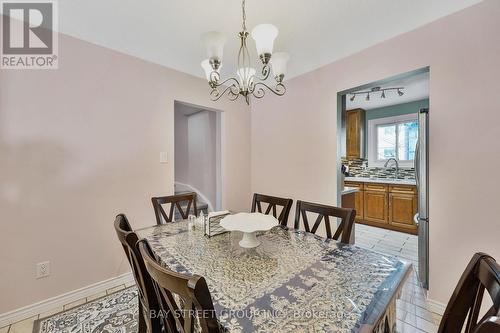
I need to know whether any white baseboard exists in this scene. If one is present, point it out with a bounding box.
[426,298,447,315]
[0,272,134,328]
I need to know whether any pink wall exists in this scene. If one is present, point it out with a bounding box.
[0,26,251,313]
[251,0,500,304]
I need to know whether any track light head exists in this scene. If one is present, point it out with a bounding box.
[381,90,386,98]
[366,93,370,101]
[397,89,404,96]
[350,94,355,102]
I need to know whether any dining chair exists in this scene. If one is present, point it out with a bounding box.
[294,200,356,244]
[137,239,221,333]
[152,192,198,225]
[437,252,500,333]
[113,214,163,333]
[251,193,293,227]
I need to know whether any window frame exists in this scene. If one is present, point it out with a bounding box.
[367,113,418,168]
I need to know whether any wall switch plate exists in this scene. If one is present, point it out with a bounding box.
[36,261,50,279]
[160,152,168,164]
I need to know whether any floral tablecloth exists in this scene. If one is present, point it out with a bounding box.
[137,221,411,333]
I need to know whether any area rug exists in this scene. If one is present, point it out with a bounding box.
[33,287,139,333]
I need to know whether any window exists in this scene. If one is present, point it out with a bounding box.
[368,114,418,167]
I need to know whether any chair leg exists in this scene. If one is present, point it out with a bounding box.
[137,300,147,333]
[151,317,164,333]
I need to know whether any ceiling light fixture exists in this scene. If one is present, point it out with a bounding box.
[349,86,405,102]
[201,0,289,105]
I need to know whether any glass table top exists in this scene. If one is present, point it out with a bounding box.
[137,221,411,333]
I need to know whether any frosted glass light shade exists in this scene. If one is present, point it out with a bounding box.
[201,31,226,61]
[251,24,278,56]
[237,67,256,89]
[271,52,290,78]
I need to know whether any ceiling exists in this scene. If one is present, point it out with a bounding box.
[174,101,208,116]
[346,71,429,110]
[35,0,482,79]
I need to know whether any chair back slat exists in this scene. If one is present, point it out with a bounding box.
[438,252,500,333]
[138,240,221,333]
[251,193,293,227]
[113,214,162,333]
[152,192,198,224]
[294,200,355,244]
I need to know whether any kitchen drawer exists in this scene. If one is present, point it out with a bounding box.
[344,181,364,190]
[389,184,417,194]
[364,183,388,192]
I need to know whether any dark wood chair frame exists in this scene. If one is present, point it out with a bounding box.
[138,239,221,333]
[438,252,500,333]
[294,200,356,244]
[251,193,293,227]
[114,214,163,333]
[152,192,198,225]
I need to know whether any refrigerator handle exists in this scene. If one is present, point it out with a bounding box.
[415,137,420,188]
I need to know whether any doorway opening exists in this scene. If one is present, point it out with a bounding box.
[174,101,223,214]
[336,67,430,289]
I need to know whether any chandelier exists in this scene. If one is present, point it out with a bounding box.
[200,0,289,105]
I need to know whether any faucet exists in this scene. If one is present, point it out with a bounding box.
[384,158,399,179]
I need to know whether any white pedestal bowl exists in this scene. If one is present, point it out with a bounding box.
[220,213,278,248]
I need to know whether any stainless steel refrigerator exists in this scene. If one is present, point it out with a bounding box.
[415,108,429,289]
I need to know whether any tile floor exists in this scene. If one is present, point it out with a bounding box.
[356,223,442,333]
[1,226,440,333]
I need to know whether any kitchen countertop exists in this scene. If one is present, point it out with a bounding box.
[345,176,416,186]
[341,186,359,195]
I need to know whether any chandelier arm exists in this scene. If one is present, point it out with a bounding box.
[249,65,271,82]
[210,83,240,102]
[251,81,286,98]
[209,70,220,83]
[212,76,240,89]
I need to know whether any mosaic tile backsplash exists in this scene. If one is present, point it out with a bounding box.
[342,157,415,180]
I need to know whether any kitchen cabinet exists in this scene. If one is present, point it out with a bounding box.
[345,180,418,234]
[346,109,365,159]
[344,182,364,222]
[364,188,388,225]
[388,185,418,233]
[389,193,417,232]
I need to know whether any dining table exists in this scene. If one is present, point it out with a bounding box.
[136,219,411,333]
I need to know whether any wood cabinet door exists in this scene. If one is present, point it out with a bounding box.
[363,191,388,224]
[345,181,364,221]
[354,190,364,221]
[346,109,365,158]
[389,193,418,231]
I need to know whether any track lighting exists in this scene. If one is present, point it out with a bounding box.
[348,86,405,102]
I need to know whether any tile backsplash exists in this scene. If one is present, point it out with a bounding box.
[342,157,415,180]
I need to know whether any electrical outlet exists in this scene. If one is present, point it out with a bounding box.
[36,261,50,279]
